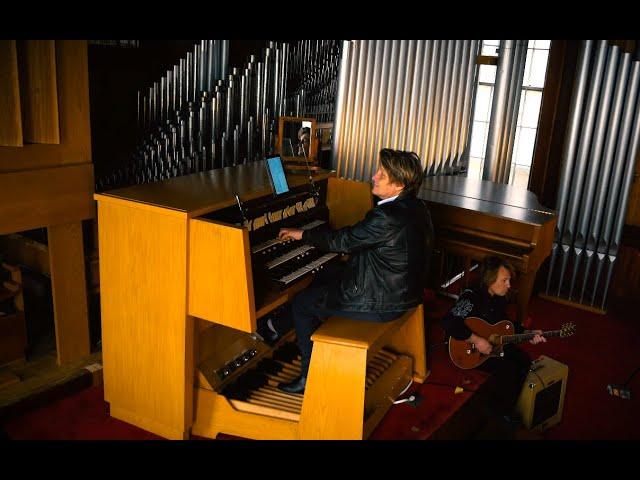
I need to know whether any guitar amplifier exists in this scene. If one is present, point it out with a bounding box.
[515,355,569,432]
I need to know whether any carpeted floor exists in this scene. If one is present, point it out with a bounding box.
[1,293,639,440]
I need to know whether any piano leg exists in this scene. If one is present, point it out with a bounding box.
[463,257,472,289]
[516,270,537,328]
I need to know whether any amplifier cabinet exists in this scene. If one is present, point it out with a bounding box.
[515,355,569,432]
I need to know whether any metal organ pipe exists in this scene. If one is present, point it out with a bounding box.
[331,40,480,182]
[97,40,342,193]
[567,45,620,301]
[544,41,640,311]
[555,40,608,297]
[482,40,527,184]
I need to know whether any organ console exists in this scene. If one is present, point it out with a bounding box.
[94,161,427,440]
[419,175,557,325]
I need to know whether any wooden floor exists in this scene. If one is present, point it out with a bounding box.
[0,350,102,411]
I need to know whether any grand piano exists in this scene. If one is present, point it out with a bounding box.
[418,175,557,325]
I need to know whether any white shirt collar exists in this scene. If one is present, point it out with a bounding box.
[377,194,399,206]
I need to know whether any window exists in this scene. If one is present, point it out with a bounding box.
[467,40,551,189]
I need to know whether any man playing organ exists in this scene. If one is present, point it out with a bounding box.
[276,149,434,393]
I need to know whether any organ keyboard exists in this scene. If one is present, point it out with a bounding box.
[94,161,428,440]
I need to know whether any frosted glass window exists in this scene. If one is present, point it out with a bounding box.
[514,127,537,166]
[523,48,534,86]
[467,156,483,179]
[520,91,543,128]
[470,121,488,157]
[533,40,551,50]
[474,85,493,121]
[466,40,550,186]
[528,50,549,88]
[479,64,497,84]
[481,40,500,56]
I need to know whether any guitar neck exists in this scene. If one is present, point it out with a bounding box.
[502,330,562,344]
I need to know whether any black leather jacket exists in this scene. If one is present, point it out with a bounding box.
[303,192,434,313]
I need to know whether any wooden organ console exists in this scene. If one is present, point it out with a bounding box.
[94,162,428,440]
[419,176,557,324]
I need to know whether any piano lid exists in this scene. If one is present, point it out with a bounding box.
[418,176,556,226]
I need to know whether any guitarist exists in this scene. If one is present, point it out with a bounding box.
[442,256,546,425]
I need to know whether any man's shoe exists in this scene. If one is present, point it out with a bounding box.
[278,376,307,394]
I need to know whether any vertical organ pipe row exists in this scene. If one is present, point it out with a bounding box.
[544,40,640,310]
[332,40,481,182]
[482,40,528,183]
[97,40,300,191]
[286,40,342,122]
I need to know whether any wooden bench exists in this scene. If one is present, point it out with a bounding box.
[298,304,428,439]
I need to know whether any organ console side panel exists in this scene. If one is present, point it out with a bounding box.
[326,177,373,230]
[188,218,256,332]
[386,304,428,382]
[299,341,368,439]
[97,200,193,440]
[0,40,23,147]
[17,40,61,144]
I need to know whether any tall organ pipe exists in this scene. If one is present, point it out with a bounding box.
[99,40,340,193]
[543,41,640,311]
[332,40,480,182]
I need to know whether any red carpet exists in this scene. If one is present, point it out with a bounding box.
[2,293,639,440]
[519,298,640,440]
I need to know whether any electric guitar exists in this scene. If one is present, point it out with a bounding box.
[448,317,576,370]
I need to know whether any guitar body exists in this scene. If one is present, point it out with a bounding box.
[448,317,515,370]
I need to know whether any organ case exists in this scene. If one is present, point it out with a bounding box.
[94,162,427,440]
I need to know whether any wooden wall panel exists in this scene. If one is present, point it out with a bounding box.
[0,162,94,235]
[0,40,91,173]
[625,152,640,226]
[326,177,373,229]
[0,40,23,147]
[17,40,60,144]
[609,245,640,308]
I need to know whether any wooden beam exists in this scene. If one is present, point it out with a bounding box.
[0,162,94,236]
[0,40,23,147]
[476,55,498,66]
[17,40,60,144]
[47,222,90,365]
